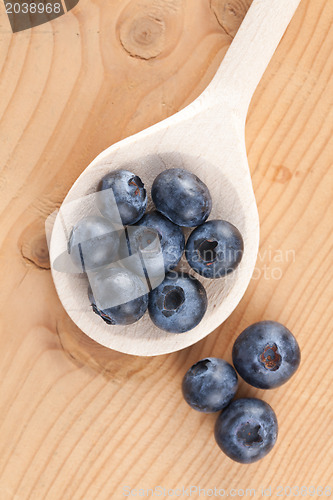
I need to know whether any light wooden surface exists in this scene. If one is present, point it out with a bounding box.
[0,0,332,498]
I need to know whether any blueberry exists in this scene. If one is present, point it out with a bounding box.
[148,272,207,333]
[88,267,148,325]
[185,220,243,278]
[68,215,119,271]
[97,169,147,225]
[214,398,278,464]
[232,321,301,389]
[182,358,238,413]
[151,168,212,227]
[122,211,185,277]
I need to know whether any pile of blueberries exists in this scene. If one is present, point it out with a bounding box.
[182,320,301,463]
[67,168,244,332]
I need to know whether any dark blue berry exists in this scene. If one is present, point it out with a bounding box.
[88,267,148,325]
[97,169,147,225]
[148,272,207,333]
[214,398,278,464]
[185,220,243,278]
[151,168,212,227]
[68,215,119,271]
[232,321,301,389]
[123,211,185,277]
[182,358,238,413]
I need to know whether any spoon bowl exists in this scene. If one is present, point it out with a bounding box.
[49,0,301,356]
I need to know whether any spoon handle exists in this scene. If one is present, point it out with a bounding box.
[206,0,301,116]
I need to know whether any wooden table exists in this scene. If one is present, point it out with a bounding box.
[0,0,332,498]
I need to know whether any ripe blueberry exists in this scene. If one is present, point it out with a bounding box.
[232,321,301,389]
[151,168,212,227]
[185,220,243,278]
[97,169,147,225]
[182,358,238,413]
[122,211,185,277]
[148,272,207,333]
[88,267,148,325]
[214,398,278,464]
[68,215,119,271]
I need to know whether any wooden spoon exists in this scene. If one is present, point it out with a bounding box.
[49,0,301,356]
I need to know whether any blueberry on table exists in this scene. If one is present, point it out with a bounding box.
[123,211,185,276]
[151,168,212,227]
[232,321,301,389]
[97,169,147,225]
[182,358,238,413]
[214,398,278,464]
[68,215,119,271]
[88,267,148,325]
[185,220,244,278]
[148,272,207,333]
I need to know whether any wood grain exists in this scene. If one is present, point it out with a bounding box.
[0,0,332,498]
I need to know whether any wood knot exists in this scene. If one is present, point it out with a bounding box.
[19,220,50,270]
[210,0,252,37]
[274,165,293,184]
[120,15,165,60]
[117,0,183,60]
